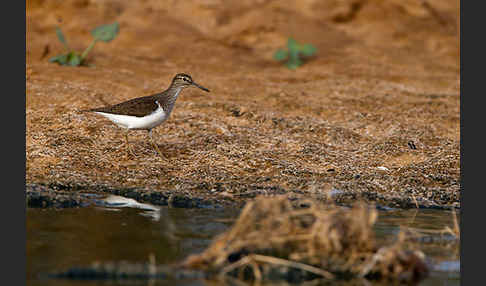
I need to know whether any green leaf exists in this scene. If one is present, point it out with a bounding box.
[287,38,298,52]
[300,44,316,56]
[67,52,82,66]
[49,53,68,65]
[275,38,315,69]
[50,52,82,66]
[288,48,300,61]
[55,26,71,52]
[273,49,288,61]
[55,27,67,45]
[286,55,302,70]
[91,22,119,42]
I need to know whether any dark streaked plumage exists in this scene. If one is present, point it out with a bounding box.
[88,94,161,117]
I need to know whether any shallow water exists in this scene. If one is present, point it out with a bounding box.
[27,196,459,286]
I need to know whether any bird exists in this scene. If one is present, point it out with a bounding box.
[83,73,210,156]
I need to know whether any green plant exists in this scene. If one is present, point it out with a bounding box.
[49,22,119,66]
[273,38,316,69]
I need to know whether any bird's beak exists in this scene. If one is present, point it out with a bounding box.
[192,81,210,92]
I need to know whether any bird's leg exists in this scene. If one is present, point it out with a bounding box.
[148,129,163,157]
[124,130,136,157]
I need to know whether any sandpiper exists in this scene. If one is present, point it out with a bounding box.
[84,73,210,156]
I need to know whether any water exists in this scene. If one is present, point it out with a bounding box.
[27,196,459,286]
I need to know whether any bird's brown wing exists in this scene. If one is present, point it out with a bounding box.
[86,94,159,117]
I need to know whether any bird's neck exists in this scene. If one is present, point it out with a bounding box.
[158,86,183,113]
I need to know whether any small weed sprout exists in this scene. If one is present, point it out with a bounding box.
[49,22,119,66]
[273,38,316,69]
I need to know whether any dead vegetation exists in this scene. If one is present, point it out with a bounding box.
[183,196,429,284]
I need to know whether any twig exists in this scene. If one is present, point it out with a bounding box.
[219,256,252,278]
[404,226,450,235]
[421,0,450,27]
[411,194,419,209]
[249,261,262,284]
[451,208,460,238]
[250,254,335,279]
[148,253,156,276]
[219,254,335,281]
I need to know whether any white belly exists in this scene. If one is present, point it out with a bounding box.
[95,103,168,130]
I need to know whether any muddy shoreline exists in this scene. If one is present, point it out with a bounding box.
[26,181,459,210]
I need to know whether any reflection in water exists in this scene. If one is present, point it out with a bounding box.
[27,197,459,286]
[96,195,162,221]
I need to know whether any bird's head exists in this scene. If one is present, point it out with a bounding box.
[171,73,209,92]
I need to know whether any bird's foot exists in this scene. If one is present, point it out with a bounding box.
[151,141,165,158]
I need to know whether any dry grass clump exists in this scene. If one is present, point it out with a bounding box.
[183,195,428,284]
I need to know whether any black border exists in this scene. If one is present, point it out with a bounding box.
[19,0,26,284]
[22,0,27,284]
[11,0,28,284]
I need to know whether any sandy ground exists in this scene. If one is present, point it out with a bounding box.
[26,0,460,209]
